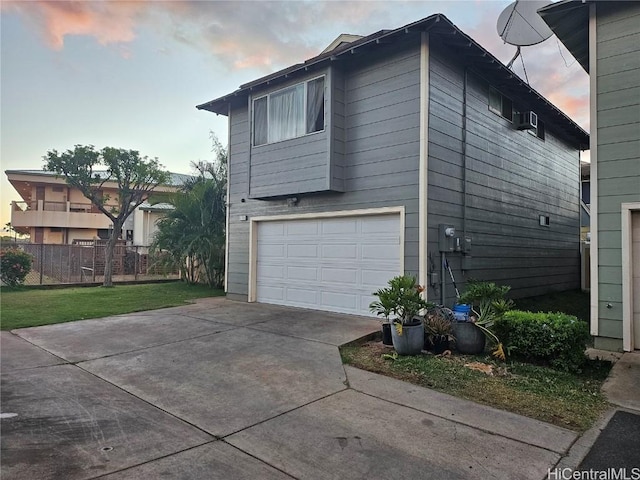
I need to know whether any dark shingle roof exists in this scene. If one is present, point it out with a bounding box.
[197,13,589,150]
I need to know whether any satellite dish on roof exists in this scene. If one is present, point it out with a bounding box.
[497,0,553,69]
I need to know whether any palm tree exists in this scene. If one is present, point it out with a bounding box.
[151,135,227,288]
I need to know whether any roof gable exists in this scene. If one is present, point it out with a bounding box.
[197,13,589,150]
[320,34,364,54]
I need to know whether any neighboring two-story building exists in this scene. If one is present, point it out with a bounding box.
[540,0,640,351]
[6,169,189,246]
[198,14,589,316]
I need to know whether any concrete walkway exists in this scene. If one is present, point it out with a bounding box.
[2,298,579,479]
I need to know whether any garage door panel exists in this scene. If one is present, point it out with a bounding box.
[285,287,318,306]
[287,266,318,281]
[322,267,358,283]
[361,268,396,288]
[260,222,285,237]
[258,243,285,258]
[362,243,400,260]
[359,294,377,313]
[287,220,318,236]
[256,213,401,316]
[321,291,358,310]
[361,216,399,234]
[287,244,318,258]
[322,244,358,260]
[321,218,358,235]
[259,265,285,279]
[258,285,285,301]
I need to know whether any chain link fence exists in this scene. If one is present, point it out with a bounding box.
[13,242,179,285]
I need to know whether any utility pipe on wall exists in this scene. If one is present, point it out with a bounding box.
[441,251,446,306]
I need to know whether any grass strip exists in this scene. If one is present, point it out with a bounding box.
[1,282,223,330]
[341,342,610,431]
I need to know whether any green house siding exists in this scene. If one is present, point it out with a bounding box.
[596,1,640,344]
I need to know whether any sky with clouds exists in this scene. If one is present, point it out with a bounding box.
[0,0,589,227]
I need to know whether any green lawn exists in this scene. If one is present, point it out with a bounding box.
[341,289,604,431]
[341,342,611,432]
[1,282,224,330]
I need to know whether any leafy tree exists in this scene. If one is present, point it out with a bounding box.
[44,145,169,287]
[151,134,226,288]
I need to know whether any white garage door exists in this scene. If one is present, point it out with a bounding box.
[256,214,401,316]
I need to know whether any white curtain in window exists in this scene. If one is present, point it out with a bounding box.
[254,97,268,146]
[269,84,304,143]
[306,77,325,133]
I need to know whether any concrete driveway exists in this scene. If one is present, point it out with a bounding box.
[1,297,577,479]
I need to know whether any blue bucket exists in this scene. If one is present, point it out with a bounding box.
[452,303,471,322]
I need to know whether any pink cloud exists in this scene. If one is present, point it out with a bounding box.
[2,0,590,128]
[2,1,143,50]
[463,6,589,130]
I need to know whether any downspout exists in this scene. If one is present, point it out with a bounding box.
[419,30,430,298]
[462,68,468,248]
[224,103,231,293]
[588,2,599,338]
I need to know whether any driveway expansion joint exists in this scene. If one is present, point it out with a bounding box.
[219,387,349,440]
[348,385,572,455]
[72,362,220,441]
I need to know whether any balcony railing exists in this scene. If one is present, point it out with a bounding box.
[12,200,93,213]
[11,200,112,230]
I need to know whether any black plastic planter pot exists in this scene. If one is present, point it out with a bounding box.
[452,321,485,355]
[381,323,393,345]
[431,335,450,354]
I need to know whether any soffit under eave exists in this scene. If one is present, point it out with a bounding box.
[538,1,590,73]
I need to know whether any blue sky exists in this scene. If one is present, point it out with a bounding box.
[0,0,589,227]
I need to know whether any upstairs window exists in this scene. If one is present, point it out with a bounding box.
[528,119,546,140]
[489,86,513,121]
[253,76,325,146]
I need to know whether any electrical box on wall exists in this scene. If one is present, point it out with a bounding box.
[462,236,472,254]
[438,224,456,252]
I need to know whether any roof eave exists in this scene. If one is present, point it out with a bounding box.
[196,14,444,117]
[197,12,589,149]
[538,0,590,73]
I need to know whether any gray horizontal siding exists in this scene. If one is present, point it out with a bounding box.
[427,40,580,304]
[226,38,422,299]
[249,131,330,198]
[330,67,346,192]
[595,0,640,339]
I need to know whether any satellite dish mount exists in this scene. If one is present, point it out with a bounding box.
[497,0,553,72]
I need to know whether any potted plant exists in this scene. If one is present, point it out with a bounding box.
[370,275,432,355]
[423,306,455,354]
[455,281,512,360]
[369,287,394,346]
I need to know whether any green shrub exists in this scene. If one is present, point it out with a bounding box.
[494,310,590,372]
[458,280,511,306]
[0,248,33,287]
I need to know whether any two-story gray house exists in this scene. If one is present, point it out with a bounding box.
[198,14,589,317]
[540,0,640,352]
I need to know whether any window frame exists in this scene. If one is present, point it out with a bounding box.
[527,119,546,140]
[252,75,326,147]
[488,86,513,122]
